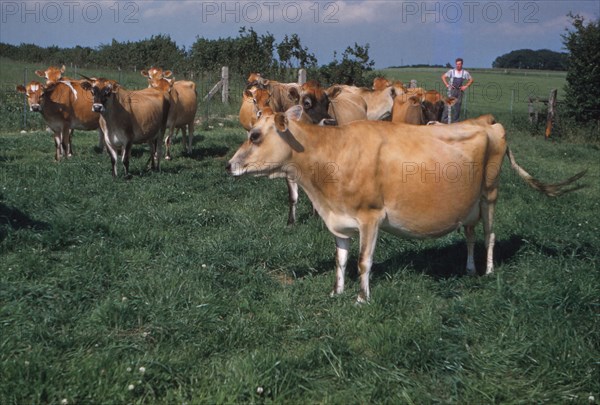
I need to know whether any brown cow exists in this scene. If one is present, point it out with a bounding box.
[17,80,101,160]
[246,73,300,113]
[391,94,426,125]
[141,68,198,159]
[334,84,395,121]
[35,65,105,149]
[227,106,586,302]
[297,81,367,125]
[141,68,197,158]
[81,78,170,178]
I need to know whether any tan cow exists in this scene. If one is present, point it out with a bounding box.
[334,84,396,121]
[34,65,105,149]
[239,89,257,130]
[35,65,67,84]
[227,106,586,302]
[297,81,367,125]
[80,78,170,178]
[17,80,101,160]
[246,73,300,113]
[141,68,198,159]
[391,94,426,125]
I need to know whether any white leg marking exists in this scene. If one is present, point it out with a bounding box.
[331,237,350,297]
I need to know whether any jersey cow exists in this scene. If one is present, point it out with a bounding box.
[227,106,586,302]
[17,80,101,161]
[141,67,198,158]
[81,78,170,178]
[296,81,367,125]
[334,84,396,121]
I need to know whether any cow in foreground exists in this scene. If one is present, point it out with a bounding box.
[227,106,586,302]
[81,78,170,178]
[141,67,198,158]
[17,80,101,161]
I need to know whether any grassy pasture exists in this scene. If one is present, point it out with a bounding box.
[1,59,599,403]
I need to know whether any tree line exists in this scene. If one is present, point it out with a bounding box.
[492,49,568,70]
[0,28,376,86]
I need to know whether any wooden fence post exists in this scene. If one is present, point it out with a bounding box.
[298,69,306,85]
[221,66,229,104]
[545,88,557,139]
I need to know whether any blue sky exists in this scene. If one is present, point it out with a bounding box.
[1,1,599,68]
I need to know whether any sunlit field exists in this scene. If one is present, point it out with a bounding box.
[1,59,598,403]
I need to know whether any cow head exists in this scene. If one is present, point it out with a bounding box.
[80,78,119,113]
[298,80,330,124]
[35,65,66,84]
[17,81,45,112]
[227,105,305,178]
[141,67,174,89]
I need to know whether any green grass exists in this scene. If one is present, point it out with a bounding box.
[1,57,598,403]
[1,118,599,403]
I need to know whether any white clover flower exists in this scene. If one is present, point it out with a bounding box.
[61,399,68,405]
[139,367,146,374]
[126,367,132,372]
[128,384,135,391]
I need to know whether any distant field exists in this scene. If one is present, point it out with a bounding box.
[381,67,567,120]
[1,65,598,403]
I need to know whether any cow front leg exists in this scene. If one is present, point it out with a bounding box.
[331,237,350,297]
[53,132,62,161]
[122,143,132,179]
[286,178,299,226]
[464,225,476,275]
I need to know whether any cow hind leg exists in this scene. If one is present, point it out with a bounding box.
[331,237,350,297]
[186,122,194,154]
[286,178,299,226]
[481,199,497,275]
[357,222,380,303]
[464,225,476,275]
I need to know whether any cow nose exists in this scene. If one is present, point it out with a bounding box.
[225,162,232,173]
[92,104,104,112]
[31,104,41,112]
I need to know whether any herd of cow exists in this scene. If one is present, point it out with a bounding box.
[17,65,197,177]
[16,67,587,302]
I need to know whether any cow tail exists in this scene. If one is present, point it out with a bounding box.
[505,146,587,197]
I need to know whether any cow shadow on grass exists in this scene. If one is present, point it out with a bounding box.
[0,198,50,242]
[285,235,526,283]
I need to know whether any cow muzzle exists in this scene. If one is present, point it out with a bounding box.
[92,103,105,113]
[30,104,41,112]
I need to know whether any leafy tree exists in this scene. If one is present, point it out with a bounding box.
[317,43,375,86]
[276,34,318,70]
[562,14,600,123]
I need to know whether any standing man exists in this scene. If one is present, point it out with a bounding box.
[441,58,474,123]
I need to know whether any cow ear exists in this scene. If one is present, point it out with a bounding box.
[244,89,253,98]
[274,113,288,132]
[35,70,45,78]
[285,105,304,122]
[80,81,92,91]
[163,70,173,78]
[60,65,66,73]
[328,86,342,99]
[141,70,149,77]
[16,85,26,94]
[288,87,300,103]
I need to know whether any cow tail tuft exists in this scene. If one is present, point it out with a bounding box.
[506,147,587,197]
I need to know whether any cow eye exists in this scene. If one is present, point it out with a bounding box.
[303,98,312,109]
[256,110,262,119]
[249,130,261,144]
